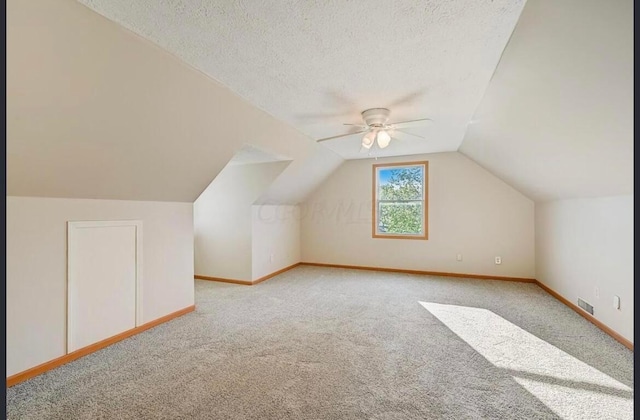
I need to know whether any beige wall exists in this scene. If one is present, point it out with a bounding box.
[535,196,633,342]
[252,205,301,280]
[7,196,194,377]
[7,0,342,203]
[194,162,290,281]
[302,152,535,278]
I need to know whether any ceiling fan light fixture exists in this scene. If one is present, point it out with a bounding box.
[362,131,376,149]
[376,130,391,148]
[314,107,433,152]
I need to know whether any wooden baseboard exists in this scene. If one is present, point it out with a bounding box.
[194,275,253,285]
[195,263,301,286]
[535,281,633,350]
[299,262,537,283]
[6,305,196,387]
[252,263,301,285]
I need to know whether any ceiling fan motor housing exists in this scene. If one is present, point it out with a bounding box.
[362,108,391,128]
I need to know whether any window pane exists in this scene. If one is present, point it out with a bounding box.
[378,166,423,200]
[378,202,423,235]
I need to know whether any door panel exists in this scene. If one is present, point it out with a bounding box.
[67,221,141,352]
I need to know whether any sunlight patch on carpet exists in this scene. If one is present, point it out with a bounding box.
[419,302,633,420]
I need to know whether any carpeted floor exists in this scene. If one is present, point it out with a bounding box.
[6,266,634,419]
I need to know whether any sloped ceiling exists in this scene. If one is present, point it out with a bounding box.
[459,0,633,202]
[76,0,526,160]
[226,145,291,167]
[7,0,341,202]
[10,0,631,204]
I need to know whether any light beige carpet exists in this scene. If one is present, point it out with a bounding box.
[6,266,634,419]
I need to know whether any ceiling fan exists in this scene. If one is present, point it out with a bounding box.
[315,108,433,150]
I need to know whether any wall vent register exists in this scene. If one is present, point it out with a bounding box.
[577,298,594,315]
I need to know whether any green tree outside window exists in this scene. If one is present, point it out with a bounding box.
[374,162,428,239]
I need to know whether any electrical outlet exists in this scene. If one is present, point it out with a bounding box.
[270,253,274,262]
[494,256,502,265]
[456,254,463,262]
[594,287,600,299]
[614,295,620,310]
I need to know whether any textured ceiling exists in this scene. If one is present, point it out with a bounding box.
[459,0,633,201]
[77,0,526,160]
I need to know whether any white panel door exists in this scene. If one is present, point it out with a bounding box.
[67,220,142,353]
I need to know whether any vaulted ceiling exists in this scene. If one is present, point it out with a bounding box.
[76,0,526,160]
[7,0,633,203]
[7,0,342,203]
[459,0,633,201]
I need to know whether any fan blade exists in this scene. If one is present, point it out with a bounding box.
[390,118,433,129]
[316,130,366,143]
[343,123,368,129]
[394,128,426,140]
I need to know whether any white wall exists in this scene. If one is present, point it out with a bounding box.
[302,152,535,278]
[6,196,194,377]
[194,161,290,281]
[252,205,301,280]
[535,196,633,342]
[459,0,633,202]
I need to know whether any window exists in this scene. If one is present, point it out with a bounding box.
[372,161,428,239]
